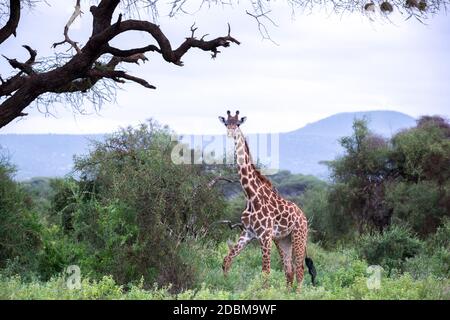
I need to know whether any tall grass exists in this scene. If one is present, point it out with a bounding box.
[1,242,448,300]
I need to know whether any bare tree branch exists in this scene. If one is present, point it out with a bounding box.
[2,45,36,75]
[0,0,20,45]
[106,44,161,57]
[107,53,149,65]
[52,0,83,53]
[246,9,279,44]
[88,68,156,89]
[0,73,25,97]
[49,54,150,94]
[0,0,239,129]
[90,0,121,35]
[94,19,240,66]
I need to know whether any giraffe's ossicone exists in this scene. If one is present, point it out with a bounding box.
[218,110,316,291]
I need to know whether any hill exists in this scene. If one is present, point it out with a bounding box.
[279,110,416,177]
[0,134,103,180]
[292,110,415,137]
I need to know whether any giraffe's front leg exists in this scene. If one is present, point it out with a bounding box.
[259,232,273,275]
[258,232,273,288]
[222,230,253,276]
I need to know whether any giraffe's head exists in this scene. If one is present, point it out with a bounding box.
[218,110,247,138]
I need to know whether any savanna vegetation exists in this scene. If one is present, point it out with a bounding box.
[0,116,449,299]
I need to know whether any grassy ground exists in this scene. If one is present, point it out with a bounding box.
[1,242,449,300]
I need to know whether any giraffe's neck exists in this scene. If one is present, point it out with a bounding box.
[234,128,259,199]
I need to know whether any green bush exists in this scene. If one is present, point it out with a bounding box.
[47,178,80,232]
[46,121,228,291]
[36,225,87,281]
[386,181,448,236]
[428,218,450,250]
[391,116,450,183]
[327,119,392,232]
[299,186,353,246]
[357,225,423,273]
[0,157,42,275]
[404,247,450,280]
[404,219,450,279]
[20,177,54,214]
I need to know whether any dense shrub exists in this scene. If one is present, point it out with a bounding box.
[20,177,54,214]
[404,219,450,279]
[388,116,450,235]
[356,225,423,273]
[386,181,448,235]
[47,121,228,291]
[47,178,80,232]
[327,119,393,233]
[404,247,450,280]
[299,186,353,245]
[428,218,450,250]
[391,116,450,183]
[0,156,42,275]
[326,116,450,235]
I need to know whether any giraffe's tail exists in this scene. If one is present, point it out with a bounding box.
[305,255,317,286]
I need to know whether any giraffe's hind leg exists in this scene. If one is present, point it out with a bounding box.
[274,235,294,287]
[292,224,308,292]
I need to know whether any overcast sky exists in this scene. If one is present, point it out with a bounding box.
[1,1,449,135]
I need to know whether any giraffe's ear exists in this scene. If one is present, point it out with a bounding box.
[218,116,227,125]
[237,117,247,126]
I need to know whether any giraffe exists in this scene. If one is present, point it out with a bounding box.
[218,110,316,291]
